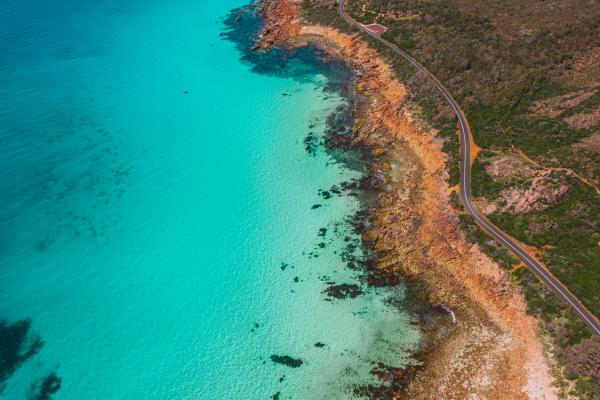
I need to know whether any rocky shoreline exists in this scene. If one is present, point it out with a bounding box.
[254,0,558,398]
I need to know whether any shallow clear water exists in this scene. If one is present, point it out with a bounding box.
[0,0,419,398]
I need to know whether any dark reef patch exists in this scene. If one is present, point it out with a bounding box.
[304,132,319,154]
[0,318,44,393]
[27,372,62,400]
[270,355,303,368]
[322,102,358,166]
[365,259,402,288]
[324,283,364,299]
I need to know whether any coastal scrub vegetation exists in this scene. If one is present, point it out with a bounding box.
[299,0,600,397]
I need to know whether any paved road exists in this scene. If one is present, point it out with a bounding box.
[336,0,600,336]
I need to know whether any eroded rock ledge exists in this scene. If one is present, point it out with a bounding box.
[258,0,558,398]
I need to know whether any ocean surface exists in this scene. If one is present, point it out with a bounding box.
[0,0,419,398]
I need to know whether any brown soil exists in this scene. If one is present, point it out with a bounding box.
[260,1,558,398]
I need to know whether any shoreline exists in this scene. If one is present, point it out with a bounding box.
[257,0,558,398]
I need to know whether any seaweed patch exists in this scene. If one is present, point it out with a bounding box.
[304,132,319,154]
[0,318,43,393]
[270,354,303,368]
[323,283,364,299]
[27,372,62,400]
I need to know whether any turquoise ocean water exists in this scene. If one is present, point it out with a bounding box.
[0,0,419,398]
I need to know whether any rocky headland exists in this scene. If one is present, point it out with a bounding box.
[256,0,558,398]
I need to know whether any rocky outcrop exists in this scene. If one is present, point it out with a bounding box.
[497,173,569,214]
[481,155,569,214]
[257,0,301,48]
[485,154,536,180]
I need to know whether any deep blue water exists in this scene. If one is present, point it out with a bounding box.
[0,1,419,398]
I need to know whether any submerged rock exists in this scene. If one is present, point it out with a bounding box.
[28,372,62,400]
[324,283,364,299]
[270,354,303,368]
[304,132,318,154]
[0,319,43,388]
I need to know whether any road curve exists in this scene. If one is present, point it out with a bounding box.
[336,0,600,336]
